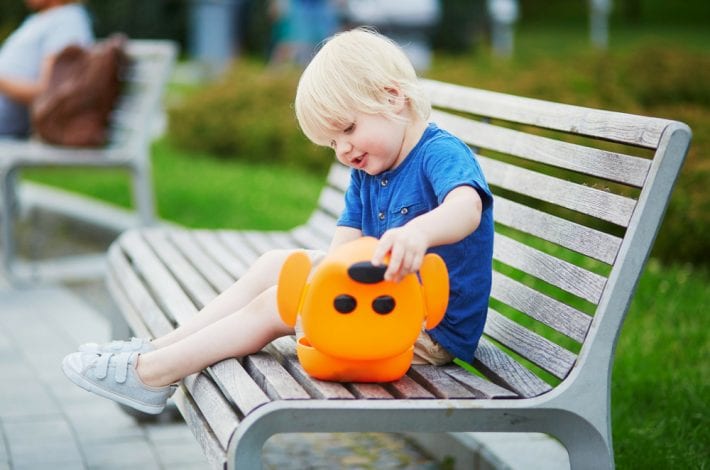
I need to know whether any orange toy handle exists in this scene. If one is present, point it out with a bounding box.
[420,253,449,329]
[276,251,312,327]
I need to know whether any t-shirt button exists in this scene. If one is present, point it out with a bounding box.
[400,207,409,215]
[381,179,388,187]
[378,211,385,220]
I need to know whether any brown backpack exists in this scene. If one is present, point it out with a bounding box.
[31,34,129,147]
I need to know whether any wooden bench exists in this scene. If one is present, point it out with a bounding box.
[0,40,177,282]
[105,78,691,469]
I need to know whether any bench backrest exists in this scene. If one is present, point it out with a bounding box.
[309,79,691,397]
[107,40,177,151]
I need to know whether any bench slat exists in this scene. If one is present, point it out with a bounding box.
[170,230,235,293]
[441,365,518,399]
[431,109,651,187]
[143,230,219,309]
[423,78,671,149]
[480,156,637,227]
[305,210,339,240]
[267,337,355,399]
[317,186,347,217]
[193,230,250,280]
[408,365,480,398]
[217,231,262,267]
[473,338,551,398]
[209,360,272,417]
[494,233,607,304]
[491,272,591,343]
[119,231,199,325]
[242,353,311,400]
[107,245,176,336]
[326,162,351,192]
[171,388,228,469]
[485,310,577,380]
[240,231,285,254]
[290,226,331,251]
[494,197,621,264]
[386,374,436,399]
[182,372,240,450]
[345,383,396,399]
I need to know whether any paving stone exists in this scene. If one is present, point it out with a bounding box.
[152,437,208,467]
[3,416,83,468]
[63,401,146,444]
[0,378,60,418]
[82,437,160,469]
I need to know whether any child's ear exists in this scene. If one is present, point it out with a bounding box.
[384,86,406,112]
[277,251,312,327]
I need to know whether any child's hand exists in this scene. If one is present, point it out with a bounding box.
[371,226,429,283]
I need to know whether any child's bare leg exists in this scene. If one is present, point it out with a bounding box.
[138,285,290,387]
[151,249,293,349]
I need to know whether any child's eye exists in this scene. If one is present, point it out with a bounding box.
[343,123,355,134]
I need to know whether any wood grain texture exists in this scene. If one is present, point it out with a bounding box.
[182,372,240,449]
[423,78,672,148]
[431,109,651,187]
[242,352,310,400]
[491,271,592,343]
[473,338,552,398]
[494,196,622,264]
[494,233,607,304]
[480,156,637,227]
[484,310,578,380]
[208,360,271,417]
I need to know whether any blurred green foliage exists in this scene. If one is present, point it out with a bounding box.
[167,31,708,266]
[425,41,708,266]
[168,60,332,174]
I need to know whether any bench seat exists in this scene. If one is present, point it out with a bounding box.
[106,78,692,469]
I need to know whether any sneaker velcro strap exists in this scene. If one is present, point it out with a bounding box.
[114,353,131,384]
[95,353,111,380]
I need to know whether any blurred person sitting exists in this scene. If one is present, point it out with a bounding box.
[0,0,93,138]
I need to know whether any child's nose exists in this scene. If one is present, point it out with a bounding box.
[334,138,352,159]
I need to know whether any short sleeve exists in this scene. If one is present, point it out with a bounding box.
[42,8,93,56]
[424,138,493,211]
[337,168,364,229]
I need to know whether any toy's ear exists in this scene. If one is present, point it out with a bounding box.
[420,253,449,329]
[277,251,312,327]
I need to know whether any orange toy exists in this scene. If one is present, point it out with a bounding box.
[277,237,449,382]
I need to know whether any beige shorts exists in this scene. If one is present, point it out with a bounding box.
[293,249,453,366]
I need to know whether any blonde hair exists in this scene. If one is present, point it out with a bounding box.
[295,28,431,146]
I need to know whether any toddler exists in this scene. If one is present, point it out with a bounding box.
[62,27,494,414]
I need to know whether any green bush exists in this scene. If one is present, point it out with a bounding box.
[167,60,332,174]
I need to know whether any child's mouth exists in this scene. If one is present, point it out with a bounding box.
[351,154,366,168]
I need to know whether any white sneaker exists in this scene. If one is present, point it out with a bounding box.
[62,351,173,415]
[79,337,155,355]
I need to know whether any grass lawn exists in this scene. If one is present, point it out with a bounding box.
[23,138,326,230]
[22,23,708,469]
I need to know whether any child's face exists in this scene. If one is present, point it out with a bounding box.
[328,112,409,176]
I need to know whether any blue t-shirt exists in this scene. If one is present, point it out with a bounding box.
[0,4,93,137]
[338,123,494,362]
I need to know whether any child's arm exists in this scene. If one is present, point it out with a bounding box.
[372,186,483,282]
[329,225,363,253]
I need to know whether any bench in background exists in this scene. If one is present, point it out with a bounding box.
[106,78,691,469]
[0,40,177,283]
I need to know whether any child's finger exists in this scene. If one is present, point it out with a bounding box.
[384,244,404,281]
[371,236,392,266]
